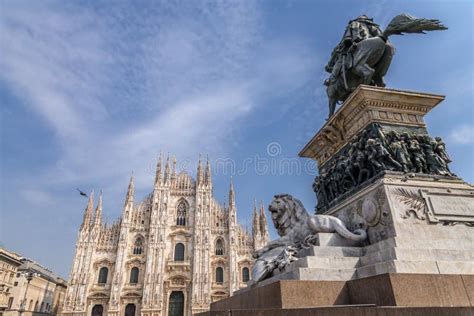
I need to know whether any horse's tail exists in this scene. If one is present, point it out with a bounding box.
[383,13,447,38]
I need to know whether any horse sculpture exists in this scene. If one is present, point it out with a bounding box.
[325,14,447,118]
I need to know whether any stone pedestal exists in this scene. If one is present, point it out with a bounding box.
[201,86,474,315]
[269,86,474,284]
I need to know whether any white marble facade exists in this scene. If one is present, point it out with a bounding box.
[62,156,269,316]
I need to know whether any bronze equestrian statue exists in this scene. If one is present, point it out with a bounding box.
[325,14,447,118]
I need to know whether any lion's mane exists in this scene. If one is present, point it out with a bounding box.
[269,194,310,239]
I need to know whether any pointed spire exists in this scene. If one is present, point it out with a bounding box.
[197,154,203,185]
[155,152,163,185]
[94,190,103,227]
[229,177,235,208]
[81,191,94,230]
[259,200,269,241]
[164,154,171,182]
[172,156,177,179]
[124,174,134,207]
[205,155,212,186]
[252,199,260,239]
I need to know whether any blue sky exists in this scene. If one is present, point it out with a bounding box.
[1,0,473,278]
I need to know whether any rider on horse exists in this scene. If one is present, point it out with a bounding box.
[324,15,383,88]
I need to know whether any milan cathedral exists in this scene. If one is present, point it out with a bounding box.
[62,155,269,316]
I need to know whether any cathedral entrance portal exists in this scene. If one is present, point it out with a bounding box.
[125,303,136,316]
[168,291,184,316]
[91,305,103,316]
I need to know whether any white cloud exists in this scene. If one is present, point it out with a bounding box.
[1,1,316,208]
[449,124,474,145]
[21,189,55,207]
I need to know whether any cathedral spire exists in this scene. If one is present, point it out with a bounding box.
[197,155,203,185]
[172,155,177,179]
[164,154,171,183]
[94,190,103,227]
[155,152,163,185]
[205,155,212,186]
[228,177,236,226]
[81,191,94,230]
[259,200,269,242]
[229,177,235,209]
[124,174,134,207]
[252,199,260,239]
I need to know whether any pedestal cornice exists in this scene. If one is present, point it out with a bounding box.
[299,85,445,167]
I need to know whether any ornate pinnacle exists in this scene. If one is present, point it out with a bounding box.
[155,152,162,185]
[197,154,203,185]
[125,174,134,207]
[164,154,171,182]
[205,155,212,186]
[81,191,94,230]
[94,190,103,227]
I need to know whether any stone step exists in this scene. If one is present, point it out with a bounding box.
[364,237,474,254]
[436,261,474,274]
[356,260,440,279]
[291,256,360,270]
[298,246,363,258]
[283,267,357,281]
[360,247,474,266]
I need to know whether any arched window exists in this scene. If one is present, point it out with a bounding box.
[216,267,224,284]
[176,200,187,226]
[98,267,108,284]
[129,267,139,284]
[34,301,38,312]
[133,237,144,255]
[174,243,185,261]
[91,305,103,316]
[125,303,136,316]
[215,239,224,256]
[242,267,250,282]
[168,291,184,316]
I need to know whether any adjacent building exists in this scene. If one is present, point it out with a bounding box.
[62,156,269,316]
[0,247,67,315]
[0,248,22,312]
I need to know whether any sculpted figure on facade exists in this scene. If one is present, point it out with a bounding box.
[325,14,447,117]
[251,194,367,284]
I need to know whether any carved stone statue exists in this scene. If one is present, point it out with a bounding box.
[313,124,455,212]
[325,14,447,118]
[251,194,367,284]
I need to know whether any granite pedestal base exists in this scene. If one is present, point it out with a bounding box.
[199,306,473,316]
[199,273,473,315]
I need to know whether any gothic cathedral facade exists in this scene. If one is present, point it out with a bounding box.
[62,156,269,316]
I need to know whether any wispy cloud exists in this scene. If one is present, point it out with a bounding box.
[449,124,474,145]
[1,1,316,196]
